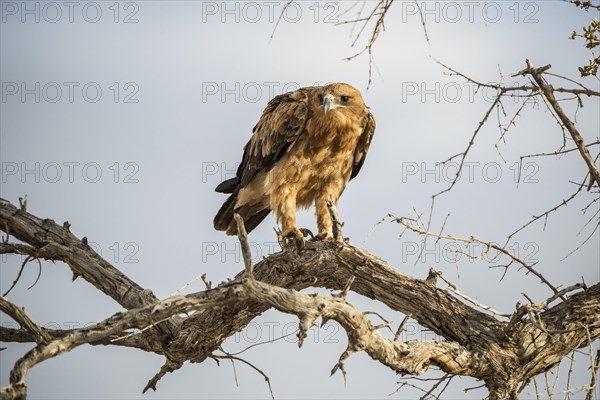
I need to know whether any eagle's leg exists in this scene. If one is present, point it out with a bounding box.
[276,193,309,248]
[279,226,305,241]
[315,197,334,240]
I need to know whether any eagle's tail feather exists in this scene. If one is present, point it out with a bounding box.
[213,190,271,235]
[241,208,271,234]
[213,190,238,231]
[215,177,238,194]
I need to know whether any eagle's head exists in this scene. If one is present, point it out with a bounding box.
[316,83,367,119]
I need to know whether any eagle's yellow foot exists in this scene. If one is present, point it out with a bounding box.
[279,227,312,250]
[314,232,348,243]
[299,228,315,239]
[314,232,334,241]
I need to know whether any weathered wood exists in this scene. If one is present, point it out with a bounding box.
[0,199,158,311]
[0,198,598,399]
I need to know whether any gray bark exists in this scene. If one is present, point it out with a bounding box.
[0,198,598,399]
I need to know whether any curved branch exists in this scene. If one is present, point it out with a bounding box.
[0,198,177,343]
[242,275,488,379]
[0,199,598,398]
[0,297,50,345]
[166,239,505,370]
[0,199,157,311]
[0,326,161,352]
[0,281,245,398]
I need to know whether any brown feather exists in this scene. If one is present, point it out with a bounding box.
[214,83,375,238]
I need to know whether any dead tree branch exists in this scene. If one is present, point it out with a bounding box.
[0,297,51,345]
[390,213,563,297]
[339,0,394,88]
[0,198,598,399]
[0,198,177,343]
[519,59,600,187]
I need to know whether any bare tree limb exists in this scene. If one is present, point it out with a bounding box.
[244,276,485,377]
[0,199,160,311]
[0,198,177,342]
[341,0,394,88]
[0,326,162,352]
[390,214,563,297]
[519,59,600,187]
[0,280,245,398]
[505,173,591,244]
[0,199,598,399]
[0,297,50,345]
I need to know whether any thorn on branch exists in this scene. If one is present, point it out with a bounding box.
[18,196,27,212]
[201,273,212,290]
[392,214,564,298]
[336,276,355,299]
[424,268,439,286]
[505,172,590,243]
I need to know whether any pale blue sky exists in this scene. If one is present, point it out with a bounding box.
[1,1,599,398]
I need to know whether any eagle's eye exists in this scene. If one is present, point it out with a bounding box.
[318,94,324,104]
[340,95,351,103]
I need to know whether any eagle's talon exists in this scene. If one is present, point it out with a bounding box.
[314,232,334,241]
[279,227,310,250]
[299,228,314,239]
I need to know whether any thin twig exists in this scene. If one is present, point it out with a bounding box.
[3,256,33,297]
[269,0,293,42]
[234,214,254,277]
[213,350,275,400]
[414,1,429,43]
[522,59,600,187]
[585,349,600,400]
[505,173,590,244]
[391,214,563,297]
[394,315,411,342]
[434,270,510,317]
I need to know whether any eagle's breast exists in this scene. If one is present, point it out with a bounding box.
[266,112,363,210]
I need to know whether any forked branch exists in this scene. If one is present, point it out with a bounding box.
[1,199,599,399]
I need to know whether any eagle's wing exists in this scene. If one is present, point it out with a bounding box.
[350,111,376,180]
[215,88,311,193]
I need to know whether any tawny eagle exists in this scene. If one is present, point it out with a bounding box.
[214,83,375,241]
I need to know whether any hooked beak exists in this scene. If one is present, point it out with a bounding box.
[323,94,335,113]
